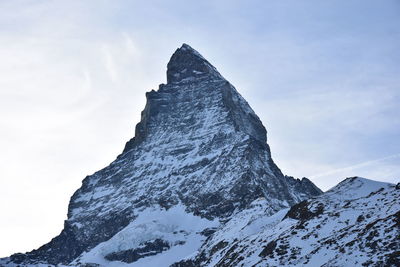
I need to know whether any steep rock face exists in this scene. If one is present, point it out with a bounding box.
[1,44,321,266]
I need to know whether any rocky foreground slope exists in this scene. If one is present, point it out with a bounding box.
[1,45,398,267]
[178,177,399,267]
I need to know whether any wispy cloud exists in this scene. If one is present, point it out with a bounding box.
[311,153,400,179]
[0,0,399,257]
[123,32,139,57]
[101,44,119,83]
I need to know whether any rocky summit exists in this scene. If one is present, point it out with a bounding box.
[1,44,398,267]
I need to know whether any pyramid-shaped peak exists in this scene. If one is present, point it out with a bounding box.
[180,43,201,54]
[166,43,223,84]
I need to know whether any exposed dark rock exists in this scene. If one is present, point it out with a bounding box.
[1,44,323,266]
[10,210,132,265]
[199,228,218,237]
[357,215,365,223]
[210,241,229,256]
[284,201,324,222]
[384,251,400,267]
[80,264,101,267]
[259,240,277,257]
[105,239,170,263]
[166,44,222,84]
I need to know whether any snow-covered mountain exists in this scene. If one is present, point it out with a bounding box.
[178,176,399,267]
[1,44,398,267]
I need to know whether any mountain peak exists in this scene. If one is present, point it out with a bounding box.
[166,43,222,84]
[325,176,392,200]
[1,44,323,267]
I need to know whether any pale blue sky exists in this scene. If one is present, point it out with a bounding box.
[0,0,399,257]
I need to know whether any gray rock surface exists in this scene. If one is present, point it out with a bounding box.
[1,44,322,267]
[184,177,399,267]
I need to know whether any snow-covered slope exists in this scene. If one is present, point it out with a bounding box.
[3,45,397,267]
[0,44,321,267]
[185,177,399,267]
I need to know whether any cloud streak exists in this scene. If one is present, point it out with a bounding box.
[311,153,400,179]
[0,0,399,257]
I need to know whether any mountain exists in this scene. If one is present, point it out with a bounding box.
[1,44,398,267]
[178,177,399,266]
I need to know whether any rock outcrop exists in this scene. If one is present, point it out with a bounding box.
[1,44,329,267]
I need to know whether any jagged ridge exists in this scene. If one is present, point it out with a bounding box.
[185,177,399,267]
[1,44,321,267]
